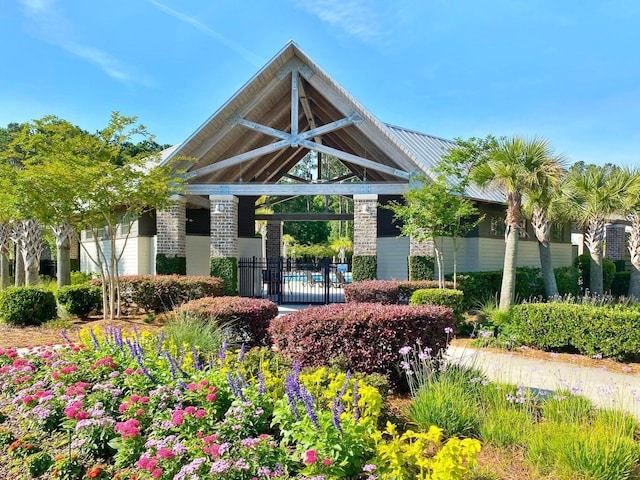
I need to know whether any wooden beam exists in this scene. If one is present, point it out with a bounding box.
[255,213,353,221]
[297,139,411,179]
[186,183,408,196]
[283,173,310,183]
[231,117,290,140]
[185,140,290,179]
[291,70,299,136]
[298,79,321,144]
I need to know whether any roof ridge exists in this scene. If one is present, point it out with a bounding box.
[384,123,455,144]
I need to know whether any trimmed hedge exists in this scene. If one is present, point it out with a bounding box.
[344,280,456,305]
[0,287,57,326]
[269,302,455,387]
[106,275,225,313]
[553,266,580,297]
[155,253,186,275]
[352,255,377,281]
[509,302,640,361]
[176,296,278,347]
[611,271,630,297]
[210,257,238,296]
[409,288,465,320]
[408,255,435,281]
[58,284,102,317]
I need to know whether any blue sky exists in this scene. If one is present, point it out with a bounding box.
[1,0,638,167]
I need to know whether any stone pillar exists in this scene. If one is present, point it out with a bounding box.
[266,221,283,259]
[353,194,378,255]
[410,236,435,257]
[605,223,627,262]
[156,196,187,274]
[210,195,239,259]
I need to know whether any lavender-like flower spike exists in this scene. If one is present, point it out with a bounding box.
[238,344,246,362]
[353,380,360,422]
[60,330,71,344]
[283,374,300,420]
[89,328,100,350]
[219,340,228,364]
[332,396,344,432]
[300,384,320,429]
[339,371,352,397]
[192,347,202,371]
[134,356,157,384]
[258,372,266,396]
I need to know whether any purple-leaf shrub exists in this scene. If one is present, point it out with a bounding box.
[176,296,278,347]
[269,303,455,387]
[344,280,456,305]
[93,276,225,313]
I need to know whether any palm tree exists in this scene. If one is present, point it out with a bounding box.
[621,169,640,298]
[472,136,565,310]
[567,164,636,296]
[523,164,569,298]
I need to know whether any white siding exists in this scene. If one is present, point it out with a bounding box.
[377,237,409,280]
[473,238,574,272]
[186,236,211,276]
[80,237,139,276]
[138,237,155,275]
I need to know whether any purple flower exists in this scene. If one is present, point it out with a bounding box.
[399,346,412,355]
[444,327,454,334]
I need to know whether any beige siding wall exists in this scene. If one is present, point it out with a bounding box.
[377,237,409,280]
[80,237,138,276]
[186,236,210,276]
[137,237,155,275]
[238,237,262,258]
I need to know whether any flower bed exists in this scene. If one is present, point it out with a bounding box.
[0,326,478,479]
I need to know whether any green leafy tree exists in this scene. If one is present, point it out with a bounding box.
[567,164,636,296]
[386,175,482,288]
[620,168,640,298]
[472,136,565,310]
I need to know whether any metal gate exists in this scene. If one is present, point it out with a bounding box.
[238,257,348,304]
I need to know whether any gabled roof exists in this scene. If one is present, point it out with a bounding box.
[164,40,503,203]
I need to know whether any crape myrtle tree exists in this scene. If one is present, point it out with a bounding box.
[0,162,17,289]
[386,174,482,288]
[567,163,636,296]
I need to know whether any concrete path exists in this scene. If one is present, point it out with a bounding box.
[446,345,640,419]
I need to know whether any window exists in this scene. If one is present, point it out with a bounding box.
[490,216,505,236]
[553,224,564,241]
[120,213,135,236]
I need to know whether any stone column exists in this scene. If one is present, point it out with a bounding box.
[266,221,283,259]
[605,223,627,262]
[353,194,378,256]
[210,195,239,259]
[410,235,435,257]
[409,234,435,281]
[156,196,187,274]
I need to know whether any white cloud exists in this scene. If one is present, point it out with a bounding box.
[295,0,386,43]
[18,0,148,86]
[145,0,263,67]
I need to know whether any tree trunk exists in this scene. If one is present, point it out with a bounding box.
[0,253,9,290]
[538,241,559,298]
[532,208,558,298]
[499,224,519,310]
[628,213,640,299]
[20,220,44,286]
[14,247,25,287]
[53,223,74,288]
[585,217,605,296]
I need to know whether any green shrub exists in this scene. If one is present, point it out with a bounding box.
[155,253,186,275]
[58,284,102,317]
[70,271,93,285]
[175,296,278,347]
[351,255,377,281]
[509,302,640,360]
[269,302,455,388]
[479,406,533,447]
[553,266,580,297]
[541,390,594,424]
[574,253,616,293]
[210,257,238,295]
[611,271,630,297]
[0,287,57,326]
[410,288,465,320]
[408,255,434,281]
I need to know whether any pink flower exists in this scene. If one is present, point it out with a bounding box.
[152,468,162,479]
[157,447,175,459]
[185,406,196,415]
[195,409,206,419]
[139,396,150,404]
[136,409,144,417]
[124,368,134,375]
[64,407,78,419]
[187,383,198,391]
[206,393,217,402]
[76,411,88,421]
[130,394,140,402]
[322,458,332,466]
[304,450,318,465]
[172,410,184,426]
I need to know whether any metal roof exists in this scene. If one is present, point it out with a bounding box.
[385,124,506,204]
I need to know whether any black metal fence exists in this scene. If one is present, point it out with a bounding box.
[238,257,349,305]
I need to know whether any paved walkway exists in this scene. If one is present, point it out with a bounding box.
[447,345,640,418]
